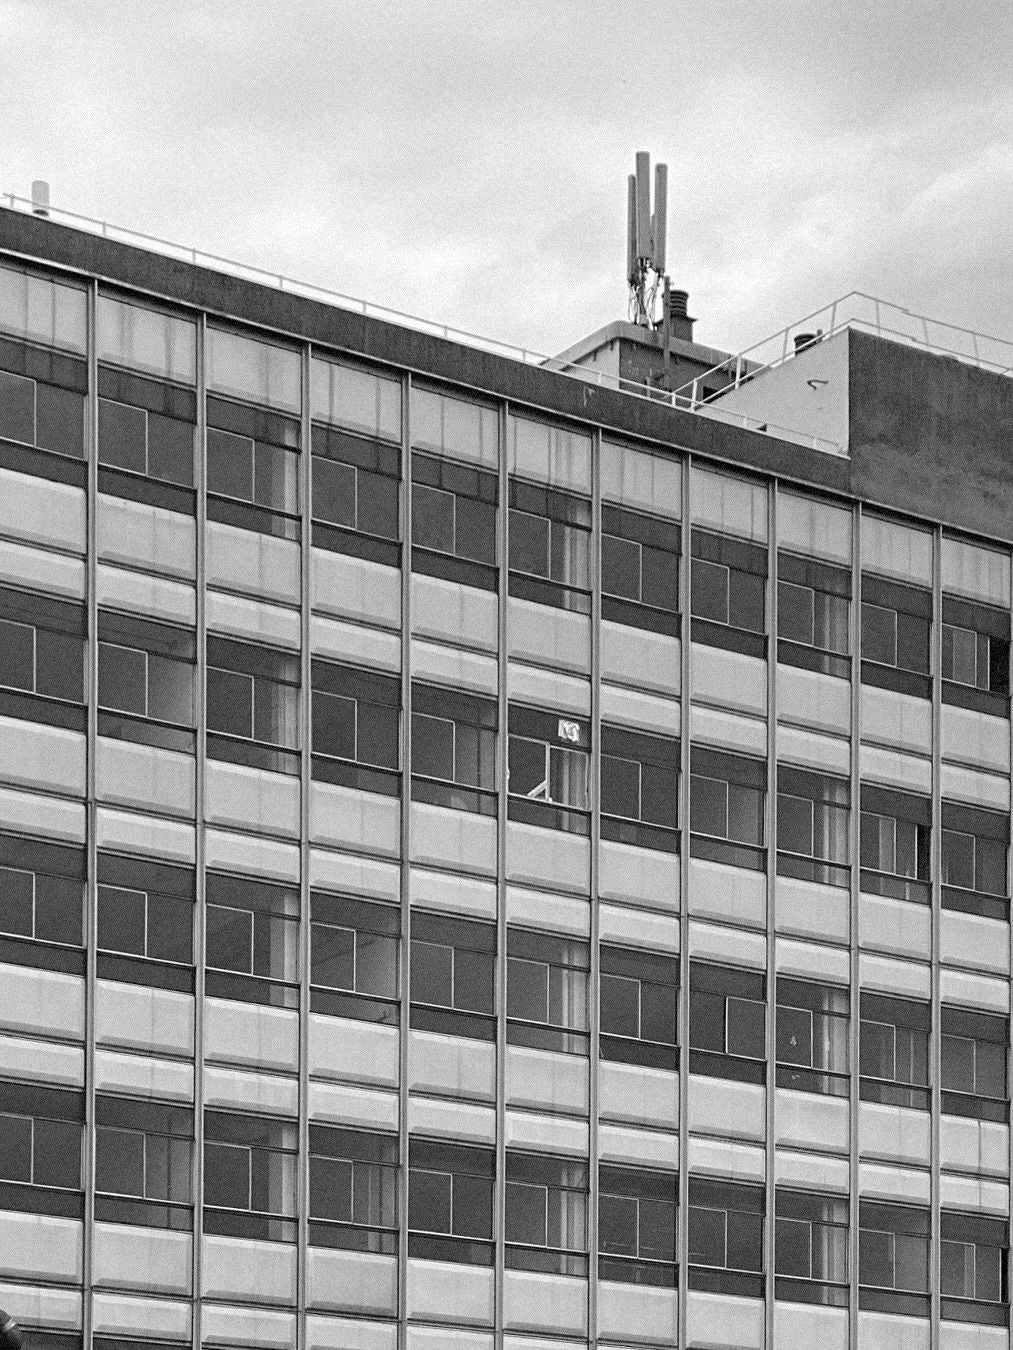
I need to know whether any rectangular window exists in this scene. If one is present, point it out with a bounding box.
[941,801,1009,920]
[203,1110,298,1243]
[776,765,850,886]
[688,1178,764,1298]
[506,928,589,1055]
[0,585,86,730]
[601,505,680,636]
[96,853,194,993]
[0,339,87,476]
[408,1137,494,1265]
[0,263,88,354]
[690,747,766,870]
[309,1126,398,1255]
[310,891,399,1026]
[598,1165,676,1287]
[206,635,300,774]
[206,394,300,540]
[860,785,931,904]
[940,1005,1008,1124]
[311,356,401,443]
[600,725,679,851]
[940,1210,1007,1323]
[97,294,196,385]
[312,660,400,795]
[508,479,591,612]
[206,327,300,415]
[0,833,84,975]
[690,528,766,657]
[411,683,496,815]
[508,705,590,835]
[689,962,766,1084]
[859,1201,930,1316]
[941,594,1010,716]
[777,552,851,677]
[861,575,931,698]
[411,451,497,589]
[97,362,196,514]
[505,1151,588,1276]
[205,872,299,1009]
[775,1189,848,1306]
[860,993,930,1111]
[0,1081,83,1218]
[312,423,401,567]
[775,978,849,1097]
[94,1095,192,1230]
[410,910,495,1040]
[98,612,195,753]
[600,946,677,1070]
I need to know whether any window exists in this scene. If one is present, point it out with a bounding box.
[600,725,679,851]
[96,853,194,993]
[688,1178,764,1298]
[94,1095,192,1230]
[97,293,196,385]
[860,993,930,1111]
[941,594,1010,716]
[690,529,766,656]
[207,327,301,413]
[408,1138,494,1265]
[309,1126,397,1255]
[777,553,850,678]
[601,505,680,636]
[508,479,591,612]
[689,962,766,1084]
[410,911,495,1039]
[0,1081,83,1217]
[941,801,1008,920]
[0,834,84,975]
[775,978,849,1097]
[0,263,87,354]
[411,451,497,588]
[312,661,400,795]
[506,928,589,1055]
[311,356,401,565]
[203,1110,297,1242]
[859,1202,930,1316]
[775,1190,848,1306]
[690,747,766,870]
[508,706,590,835]
[940,1211,1008,1324]
[505,1151,588,1276]
[941,1005,1008,1124]
[97,368,195,514]
[206,395,300,540]
[0,585,85,730]
[412,386,497,467]
[98,612,195,753]
[207,636,300,774]
[600,946,677,1070]
[310,892,399,1025]
[598,1165,676,1287]
[205,872,299,1009]
[411,683,496,814]
[860,786,930,903]
[861,575,931,698]
[776,766,849,886]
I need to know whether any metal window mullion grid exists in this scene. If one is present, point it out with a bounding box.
[493,399,509,1349]
[397,371,414,1350]
[929,524,943,1348]
[764,482,779,1338]
[848,505,862,1350]
[587,428,602,1344]
[677,453,692,1350]
[296,343,313,1350]
[192,310,209,1350]
[83,275,99,1350]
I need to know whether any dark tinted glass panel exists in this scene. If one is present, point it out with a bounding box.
[0,369,34,442]
[207,668,253,738]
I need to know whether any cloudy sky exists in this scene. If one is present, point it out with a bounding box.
[3,1,1011,359]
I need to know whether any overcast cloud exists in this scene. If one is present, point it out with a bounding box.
[2,0,1011,358]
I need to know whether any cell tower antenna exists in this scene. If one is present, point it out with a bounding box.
[626,151,667,326]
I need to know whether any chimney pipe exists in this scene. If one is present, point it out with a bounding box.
[31,180,50,217]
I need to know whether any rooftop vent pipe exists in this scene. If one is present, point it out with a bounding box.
[31,180,50,217]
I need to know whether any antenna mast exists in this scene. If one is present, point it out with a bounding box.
[627,151,667,327]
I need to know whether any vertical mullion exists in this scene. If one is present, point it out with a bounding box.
[677,453,692,1350]
[296,342,312,1350]
[764,482,778,1334]
[397,371,413,1350]
[588,427,602,1344]
[83,275,98,1350]
[848,505,862,1350]
[192,310,208,1350]
[930,524,943,1348]
[494,399,509,1350]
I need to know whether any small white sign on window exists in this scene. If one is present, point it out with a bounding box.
[557,718,582,744]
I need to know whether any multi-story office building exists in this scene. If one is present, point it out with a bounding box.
[0,200,1010,1350]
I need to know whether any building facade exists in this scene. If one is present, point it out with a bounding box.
[0,205,1010,1350]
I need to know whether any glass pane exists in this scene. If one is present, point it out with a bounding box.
[147,654,194,726]
[640,1197,676,1263]
[98,643,147,715]
[33,1117,81,1189]
[728,783,764,846]
[309,1155,353,1222]
[894,819,919,879]
[412,713,454,781]
[860,1020,896,1080]
[690,775,727,837]
[600,755,640,820]
[147,1134,191,1203]
[507,957,549,1023]
[206,428,255,501]
[355,930,398,1000]
[454,496,496,565]
[408,1168,451,1233]
[453,1171,493,1239]
[602,534,640,601]
[97,884,147,956]
[550,522,589,590]
[548,745,588,809]
[777,1005,813,1066]
[508,510,550,577]
[0,618,34,691]
[311,923,355,991]
[313,359,400,440]
[94,1126,144,1196]
[894,1232,929,1292]
[36,629,84,703]
[727,997,765,1059]
[861,603,897,665]
[600,972,640,1039]
[726,1210,763,1272]
[778,581,814,644]
[357,702,399,770]
[691,557,729,624]
[976,837,1007,897]
[253,443,298,514]
[641,546,678,611]
[207,668,254,739]
[940,1034,974,1094]
[147,413,195,487]
[145,894,193,964]
[640,981,677,1045]
[98,399,147,474]
[0,369,35,444]
[508,737,547,797]
[975,1040,1007,1099]
[34,873,82,945]
[356,469,400,538]
[206,904,253,973]
[775,1215,811,1276]
[412,483,455,553]
[941,830,975,890]
[0,865,33,937]
[313,457,357,528]
[313,691,356,760]
[897,613,930,675]
[207,328,301,414]
[777,793,814,856]
[0,266,86,351]
[204,1141,250,1209]
[729,569,766,633]
[641,763,678,829]
[411,939,453,1008]
[506,1180,547,1246]
[975,1243,1002,1302]
[97,296,196,383]
[454,948,495,1015]
[36,384,85,458]
[814,590,850,654]
[599,1193,638,1256]
[250,1146,296,1216]
[689,989,725,1052]
[859,1228,893,1287]
[253,676,299,748]
[0,1114,32,1181]
[688,1206,726,1266]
